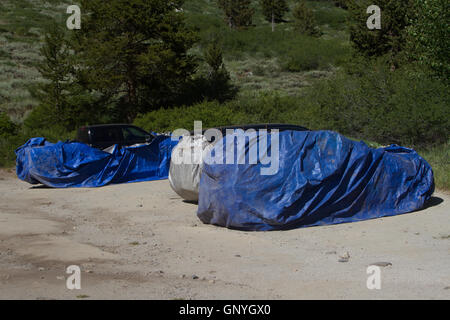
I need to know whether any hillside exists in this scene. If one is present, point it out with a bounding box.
[0,0,448,189]
[0,0,349,122]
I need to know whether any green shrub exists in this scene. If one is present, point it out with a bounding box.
[312,2,349,30]
[293,0,320,36]
[301,60,450,147]
[217,0,255,29]
[0,133,25,167]
[347,0,414,68]
[0,112,18,137]
[0,111,74,167]
[407,0,450,81]
[283,38,349,71]
[419,141,450,190]
[134,100,244,133]
[134,91,320,134]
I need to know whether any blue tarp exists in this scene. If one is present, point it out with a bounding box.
[16,135,178,188]
[198,130,434,231]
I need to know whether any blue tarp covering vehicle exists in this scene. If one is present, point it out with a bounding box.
[197,130,435,231]
[16,135,178,188]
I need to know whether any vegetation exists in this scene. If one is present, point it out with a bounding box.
[407,0,450,80]
[74,0,199,122]
[347,0,414,68]
[293,0,320,36]
[260,0,289,31]
[0,0,448,189]
[201,38,237,102]
[217,0,255,29]
[25,22,99,131]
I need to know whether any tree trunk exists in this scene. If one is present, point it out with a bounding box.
[127,77,137,122]
[229,16,233,29]
[272,12,275,32]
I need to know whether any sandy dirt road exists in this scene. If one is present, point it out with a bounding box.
[0,169,449,300]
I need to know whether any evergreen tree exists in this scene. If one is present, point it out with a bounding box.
[293,0,320,36]
[72,0,198,121]
[27,23,97,130]
[260,0,289,32]
[347,0,414,68]
[217,0,254,29]
[0,112,17,137]
[203,38,236,102]
[333,0,349,9]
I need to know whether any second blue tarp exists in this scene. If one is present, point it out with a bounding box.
[197,130,434,231]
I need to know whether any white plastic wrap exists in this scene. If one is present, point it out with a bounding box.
[169,135,214,202]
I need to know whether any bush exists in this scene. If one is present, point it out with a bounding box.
[333,0,349,9]
[312,1,349,30]
[281,38,348,71]
[407,0,450,81]
[293,0,320,36]
[0,112,18,137]
[0,111,74,167]
[300,60,450,147]
[135,60,449,149]
[347,0,414,68]
[0,112,20,167]
[133,92,317,133]
[134,100,243,133]
[217,0,254,29]
[419,141,450,190]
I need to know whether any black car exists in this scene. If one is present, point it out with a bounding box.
[76,124,155,149]
[190,123,309,142]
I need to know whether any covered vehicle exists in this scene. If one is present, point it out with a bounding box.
[169,134,214,202]
[76,124,155,149]
[169,124,309,201]
[16,134,178,188]
[197,130,434,231]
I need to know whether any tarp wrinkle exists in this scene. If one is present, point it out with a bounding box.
[197,130,434,231]
[15,136,179,188]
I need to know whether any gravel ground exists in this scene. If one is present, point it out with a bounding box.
[0,170,448,300]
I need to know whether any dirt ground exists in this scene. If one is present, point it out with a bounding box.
[0,169,448,300]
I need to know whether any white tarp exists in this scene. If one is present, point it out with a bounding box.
[169,135,214,202]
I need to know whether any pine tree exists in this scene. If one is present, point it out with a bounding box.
[0,112,17,137]
[217,0,254,29]
[347,0,414,68]
[333,0,349,9]
[72,0,198,121]
[293,0,320,36]
[203,38,236,102]
[27,23,103,130]
[260,0,289,32]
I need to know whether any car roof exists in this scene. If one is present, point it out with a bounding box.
[81,124,139,129]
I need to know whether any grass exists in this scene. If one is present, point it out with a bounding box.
[1,0,350,121]
[184,0,350,96]
[419,142,450,191]
[0,0,70,122]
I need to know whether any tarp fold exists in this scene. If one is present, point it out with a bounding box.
[197,130,434,231]
[16,136,178,188]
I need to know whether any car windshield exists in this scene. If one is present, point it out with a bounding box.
[122,127,151,142]
[91,127,123,142]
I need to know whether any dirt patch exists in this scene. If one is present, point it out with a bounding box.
[0,177,449,299]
